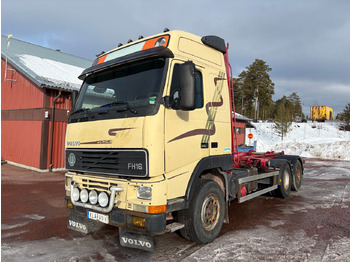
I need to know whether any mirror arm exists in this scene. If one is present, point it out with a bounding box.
[163,96,171,108]
[71,90,79,111]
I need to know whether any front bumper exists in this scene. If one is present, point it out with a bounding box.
[66,197,166,235]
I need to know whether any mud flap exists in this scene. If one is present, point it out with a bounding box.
[67,213,99,234]
[119,228,154,252]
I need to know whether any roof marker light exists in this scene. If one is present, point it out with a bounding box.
[96,51,105,57]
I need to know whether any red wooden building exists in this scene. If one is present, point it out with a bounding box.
[1,35,91,171]
[233,112,254,146]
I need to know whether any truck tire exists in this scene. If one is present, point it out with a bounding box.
[178,178,225,244]
[277,163,292,198]
[292,160,303,191]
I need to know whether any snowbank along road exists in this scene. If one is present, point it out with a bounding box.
[250,121,350,160]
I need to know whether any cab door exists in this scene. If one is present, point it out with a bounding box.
[164,60,209,175]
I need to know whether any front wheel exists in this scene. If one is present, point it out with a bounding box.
[178,179,225,243]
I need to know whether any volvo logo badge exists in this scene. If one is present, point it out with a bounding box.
[68,153,76,167]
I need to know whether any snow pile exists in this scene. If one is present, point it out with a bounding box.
[18,54,85,89]
[249,122,350,160]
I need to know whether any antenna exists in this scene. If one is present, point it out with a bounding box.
[4,34,17,83]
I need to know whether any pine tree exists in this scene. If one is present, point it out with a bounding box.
[274,103,292,141]
[236,59,275,120]
[340,103,350,131]
[287,92,304,121]
[233,61,305,123]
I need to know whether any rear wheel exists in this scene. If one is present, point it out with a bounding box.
[178,179,225,243]
[292,160,303,191]
[277,163,292,198]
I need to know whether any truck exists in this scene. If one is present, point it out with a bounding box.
[310,106,333,122]
[65,29,304,251]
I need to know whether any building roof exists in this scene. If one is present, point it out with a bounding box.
[1,35,92,91]
[233,112,252,122]
[233,112,255,128]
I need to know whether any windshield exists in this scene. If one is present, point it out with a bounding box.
[70,58,166,122]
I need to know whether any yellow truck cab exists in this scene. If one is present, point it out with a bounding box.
[310,106,333,122]
[65,29,303,251]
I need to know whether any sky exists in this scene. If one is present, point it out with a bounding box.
[2,0,350,116]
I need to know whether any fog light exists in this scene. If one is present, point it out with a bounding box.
[72,187,80,202]
[98,192,109,207]
[132,216,146,228]
[89,190,98,205]
[80,189,89,203]
[137,186,152,200]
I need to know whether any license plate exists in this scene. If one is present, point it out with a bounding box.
[87,211,109,224]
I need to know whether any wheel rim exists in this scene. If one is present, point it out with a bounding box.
[201,193,220,231]
[283,169,290,190]
[295,166,302,185]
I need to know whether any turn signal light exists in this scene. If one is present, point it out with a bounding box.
[148,205,166,214]
[67,200,73,209]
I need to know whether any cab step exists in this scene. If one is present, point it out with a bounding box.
[166,222,185,233]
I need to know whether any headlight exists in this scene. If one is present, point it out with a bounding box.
[80,189,89,203]
[98,192,109,207]
[137,186,152,200]
[89,190,98,205]
[72,187,80,202]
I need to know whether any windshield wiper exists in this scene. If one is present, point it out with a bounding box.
[98,101,137,114]
[70,107,95,119]
[71,108,89,116]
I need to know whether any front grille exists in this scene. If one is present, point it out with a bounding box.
[66,149,148,177]
[81,178,119,191]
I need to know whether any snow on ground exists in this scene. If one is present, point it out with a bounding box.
[184,228,350,262]
[248,121,350,160]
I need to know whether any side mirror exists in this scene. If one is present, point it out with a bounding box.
[71,90,79,110]
[178,61,196,111]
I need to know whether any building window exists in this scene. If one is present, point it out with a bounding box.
[235,127,245,135]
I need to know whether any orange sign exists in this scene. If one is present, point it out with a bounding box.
[248,133,253,139]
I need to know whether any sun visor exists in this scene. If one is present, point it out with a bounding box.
[78,46,174,80]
